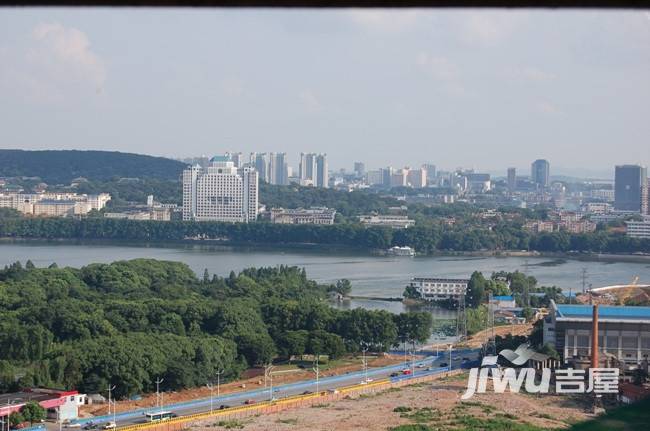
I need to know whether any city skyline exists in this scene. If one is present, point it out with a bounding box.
[1,9,648,176]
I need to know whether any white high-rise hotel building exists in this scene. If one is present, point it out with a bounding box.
[182,155,258,222]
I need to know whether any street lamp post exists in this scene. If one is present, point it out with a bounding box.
[265,365,276,402]
[206,383,214,413]
[312,356,320,393]
[215,370,224,398]
[448,344,452,372]
[4,398,23,431]
[155,378,164,416]
[361,343,369,383]
[107,385,116,427]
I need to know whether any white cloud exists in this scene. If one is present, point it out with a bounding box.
[299,89,323,112]
[416,52,467,97]
[537,100,562,115]
[345,9,422,32]
[458,12,528,47]
[508,66,557,82]
[0,22,106,104]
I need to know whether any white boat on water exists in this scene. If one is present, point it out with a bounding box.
[386,246,415,256]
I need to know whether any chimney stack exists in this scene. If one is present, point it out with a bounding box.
[591,304,599,369]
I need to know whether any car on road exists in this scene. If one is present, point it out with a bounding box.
[416,364,426,368]
[402,369,412,375]
[66,424,81,429]
[453,357,461,361]
[244,399,256,405]
[83,423,97,430]
[462,357,470,362]
[390,372,399,377]
[327,389,339,394]
[301,391,312,395]
[440,362,448,367]
[103,422,116,430]
[219,405,229,410]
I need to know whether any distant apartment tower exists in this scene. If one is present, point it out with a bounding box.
[269,152,288,185]
[353,162,365,177]
[299,153,317,185]
[407,168,427,188]
[423,164,436,184]
[251,152,269,183]
[381,167,393,187]
[615,165,648,212]
[315,154,328,188]
[531,159,550,188]
[226,152,244,168]
[507,167,517,192]
[182,155,258,223]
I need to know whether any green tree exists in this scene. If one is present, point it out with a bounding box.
[466,271,486,308]
[21,401,46,424]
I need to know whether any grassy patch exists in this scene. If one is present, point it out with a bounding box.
[393,406,413,413]
[275,418,298,425]
[453,415,545,431]
[310,403,330,408]
[568,397,650,431]
[389,425,434,431]
[399,407,442,423]
[215,420,245,429]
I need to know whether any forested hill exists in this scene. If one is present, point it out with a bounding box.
[0,150,186,183]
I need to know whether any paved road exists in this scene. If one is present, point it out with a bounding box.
[62,349,478,430]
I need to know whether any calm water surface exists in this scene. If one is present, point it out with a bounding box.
[2,241,649,316]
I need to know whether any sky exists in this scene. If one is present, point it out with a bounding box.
[0,8,649,178]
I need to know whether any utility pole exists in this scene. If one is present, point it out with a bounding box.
[523,259,530,307]
[448,344,452,372]
[155,378,164,415]
[456,292,467,341]
[581,268,588,294]
[215,370,224,398]
[312,356,320,393]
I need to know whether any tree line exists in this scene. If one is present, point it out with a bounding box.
[0,259,432,399]
[0,216,648,254]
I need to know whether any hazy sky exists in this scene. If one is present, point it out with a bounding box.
[1,8,648,177]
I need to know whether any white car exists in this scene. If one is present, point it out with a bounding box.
[103,422,116,430]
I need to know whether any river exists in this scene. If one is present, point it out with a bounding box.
[1,240,649,316]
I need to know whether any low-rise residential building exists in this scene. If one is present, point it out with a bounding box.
[359,214,415,229]
[270,207,336,225]
[626,218,650,239]
[524,220,555,233]
[0,389,84,422]
[0,192,110,217]
[407,277,469,301]
[490,295,516,308]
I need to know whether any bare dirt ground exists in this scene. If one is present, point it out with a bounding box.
[462,323,534,349]
[80,354,406,418]
[188,372,595,431]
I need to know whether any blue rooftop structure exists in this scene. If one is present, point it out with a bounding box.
[210,155,231,162]
[493,295,514,301]
[557,304,650,320]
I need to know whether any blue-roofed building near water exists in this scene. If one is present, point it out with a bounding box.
[544,300,650,372]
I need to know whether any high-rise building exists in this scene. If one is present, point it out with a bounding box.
[268,152,288,186]
[182,155,258,223]
[299,153,317,185]
[507,167,517,192]
[226,152,244,168]
[531,159,550,188]
[315,154,328,188]
[381,167,393,187]
[353,162,365,177]
[615,164,648,212]
[251,152,268,183]
[407,168,427,188]
[423,164,436,184]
